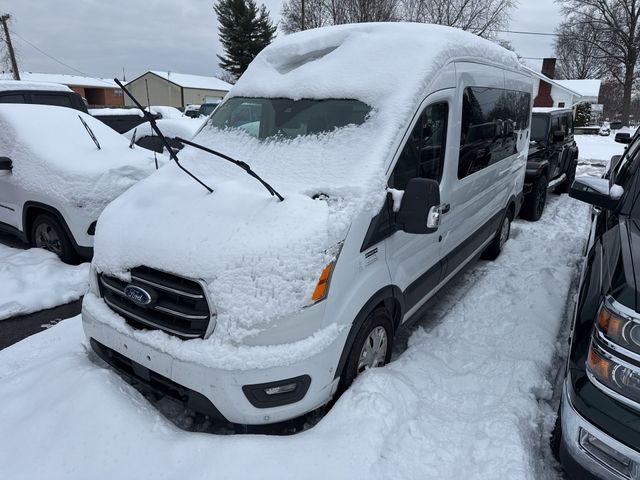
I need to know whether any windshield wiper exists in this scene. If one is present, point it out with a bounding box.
[175,136,285,202]
[114,78,213,194]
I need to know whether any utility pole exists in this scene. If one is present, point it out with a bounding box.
[0,14,20,80]
[301,0,305,31]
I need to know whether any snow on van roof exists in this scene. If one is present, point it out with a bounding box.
[0,79,72,93]
[532,107,573,114]
[232,22,521,109]
[0,104,161,218]
[91,23,528,351]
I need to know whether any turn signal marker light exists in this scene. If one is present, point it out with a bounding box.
[311,263,334,302]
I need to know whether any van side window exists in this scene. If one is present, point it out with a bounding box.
[0,94,26,103]
[458,87,531,179]
[389,102,448,190]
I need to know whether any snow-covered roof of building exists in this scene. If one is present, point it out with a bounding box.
[4,72,119,89]
[554,79,601,99]
[147,71,232,91]
[0,79,72,92]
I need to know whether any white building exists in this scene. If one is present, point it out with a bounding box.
[124,71,232,109]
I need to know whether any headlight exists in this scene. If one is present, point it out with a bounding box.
[587,342,640,407]
[310,242,343,304]
[596,302,640,356]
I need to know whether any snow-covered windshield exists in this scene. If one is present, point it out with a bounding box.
[531,115,548,142]
[207,97,371,140]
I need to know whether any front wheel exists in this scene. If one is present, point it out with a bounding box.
[30,213,78,264]
[521,175,548,221]
[340,308,393,392]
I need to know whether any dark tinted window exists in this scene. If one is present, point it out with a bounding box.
[31,94,73,108]
[208,97,371,140]
[0,94,26,103]
[458,87,531,179]
[390,102,448,190]
[531,115,548,142]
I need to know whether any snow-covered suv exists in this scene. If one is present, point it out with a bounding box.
[82,23,533,426]
[0,104,160,263]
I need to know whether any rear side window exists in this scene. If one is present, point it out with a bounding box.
[458,87,531,179]
[389,102,448,190]
[31,93,73,108]
[0,94,26,103]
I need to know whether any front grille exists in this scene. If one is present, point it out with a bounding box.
[98,266,215,339]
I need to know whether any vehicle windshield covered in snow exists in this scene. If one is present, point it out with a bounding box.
[207,97,371,139]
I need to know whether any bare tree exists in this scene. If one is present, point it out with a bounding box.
[281,0,398,33]
[554,20,609,79]
[557,0,640,125]
[399,0,516,37]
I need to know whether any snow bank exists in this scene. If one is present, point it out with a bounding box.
[0,104,162,219]
[575,134,626,164]
[0,244,88,320]
[92,23,523,345]
[0,194,588,480]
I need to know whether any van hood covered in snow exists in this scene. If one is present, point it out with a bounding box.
[0,104,160,218]
[92,23,523,345]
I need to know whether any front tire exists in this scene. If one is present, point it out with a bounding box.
[521,175,548,221]
[30,213,77,264]
[340,308,393,392]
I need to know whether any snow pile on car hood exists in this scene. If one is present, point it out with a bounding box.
[0,104,161,218]
[92,23,521,345]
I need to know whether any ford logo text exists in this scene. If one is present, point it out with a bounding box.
[124,285,152,306]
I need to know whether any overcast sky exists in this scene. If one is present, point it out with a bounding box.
[5,0,560,81]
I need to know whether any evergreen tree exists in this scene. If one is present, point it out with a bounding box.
[575,102,591,127]
[214,0,276,79]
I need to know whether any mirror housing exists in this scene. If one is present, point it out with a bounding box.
[396,178,441,234]
[552,130,566,142]
[615,132,632,144]
[0,157,12,171]
[569,176,622,210]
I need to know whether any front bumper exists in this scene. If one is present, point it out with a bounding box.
[82,301,345,425]
[560,378,640,479]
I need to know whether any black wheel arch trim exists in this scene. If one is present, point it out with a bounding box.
[333,285,403,380]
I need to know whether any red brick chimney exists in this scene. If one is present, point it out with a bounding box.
[534,58,556,108]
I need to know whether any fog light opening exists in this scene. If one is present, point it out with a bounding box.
[265,383,297,396]
[579,428,633,477]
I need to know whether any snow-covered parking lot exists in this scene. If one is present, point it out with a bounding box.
[0,132,627,479]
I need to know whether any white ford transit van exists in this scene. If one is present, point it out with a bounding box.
[82,23,533,425]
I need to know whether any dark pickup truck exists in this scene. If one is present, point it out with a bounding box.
[521,108,579,221]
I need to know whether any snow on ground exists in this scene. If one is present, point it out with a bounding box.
[0,244,88,320]
[575,132,627,177]
[0,193,588,480]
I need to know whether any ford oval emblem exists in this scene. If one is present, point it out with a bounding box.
[124,285,152,306]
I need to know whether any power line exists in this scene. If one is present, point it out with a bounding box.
[9,29,115,86]
[495,29,557,37]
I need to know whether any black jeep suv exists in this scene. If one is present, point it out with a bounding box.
[521,108,579,221]
[555,128,640,479]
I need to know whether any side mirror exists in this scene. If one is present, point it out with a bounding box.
[615,132,632,144]
[0,156,12,171]
[569,176,623,210]
[553,130,565,142]
[396,178,441,234]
